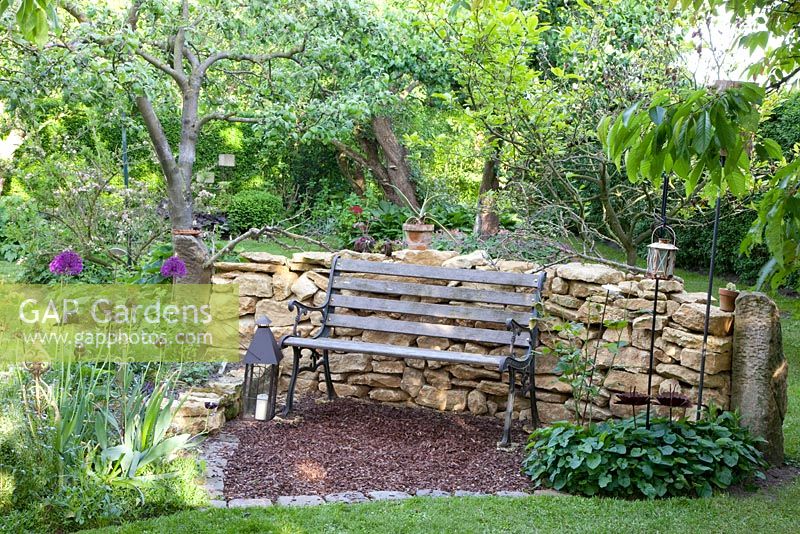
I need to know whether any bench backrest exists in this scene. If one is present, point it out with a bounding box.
[319,256,546,349]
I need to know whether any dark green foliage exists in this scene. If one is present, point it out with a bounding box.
[0,195,27,262]
[315,192,481,249]
[428,202,476,232]
[672,201,770,284]
[523,410,768,498]
[761,92,800,158]
[128,243,174,284]
[227,190,285,234]
[367,201,413,241]
[0,456,206,532]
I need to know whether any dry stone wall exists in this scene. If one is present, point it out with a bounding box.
[214,249,735,424]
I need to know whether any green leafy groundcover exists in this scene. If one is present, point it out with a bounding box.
[523,410,769,499]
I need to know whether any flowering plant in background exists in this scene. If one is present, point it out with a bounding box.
[160,255,187,280]
[349,205,363,216]
[49,249,83,276]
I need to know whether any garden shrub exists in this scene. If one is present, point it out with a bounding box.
[0,364,208,532]
[0,379,58,512]
[367,200,413,241]
[0,195,30,262]
[227,189,285,234]
[761,91,800,157]
[673,200,772,284]
[523,410,768,498]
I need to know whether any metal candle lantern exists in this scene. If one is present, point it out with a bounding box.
[241,316,283,421]
[645,227,678,280]
[644,175,679,428]
[644,228,678,429]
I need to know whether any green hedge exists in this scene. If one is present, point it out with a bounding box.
[674,201,769,284]
[227,190,284,234]
[761,92,800,157]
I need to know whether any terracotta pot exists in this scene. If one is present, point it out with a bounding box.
[402,223,435,250]
[718,288,739,312]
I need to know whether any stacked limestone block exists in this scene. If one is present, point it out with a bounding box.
[543,263,734,420]
[165,370,244,434]
[213,250,735,423]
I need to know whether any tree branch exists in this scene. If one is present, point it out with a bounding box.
[767,65,800,91]
[198,40,306,77]
[125,0,144,30]
[61,2,89,23]
[331,139,370,170]
[198,112,262,129]
[204,225,333,268]
[136,96,177,174]
[546,240,648,274]
[173,0,189,75]
[136,48,188,88]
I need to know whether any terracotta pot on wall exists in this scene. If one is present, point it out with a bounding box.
[719,287,740,312]
[402,223,435,250]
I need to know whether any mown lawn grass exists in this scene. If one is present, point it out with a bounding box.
[85,482,800,534]
[233,237,329,257]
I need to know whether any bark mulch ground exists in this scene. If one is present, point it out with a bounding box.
[223,396,531,499]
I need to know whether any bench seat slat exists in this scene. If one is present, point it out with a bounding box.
[326,314,529,347]
[335,258,543,288]
[282,337,508,368]
[329,294,531,324]
[332,277,534,307]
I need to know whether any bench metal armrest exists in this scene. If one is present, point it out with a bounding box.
[504,317,538,367]
[505,318,530,336]
[506,317,536,344]
[287,299,326,337]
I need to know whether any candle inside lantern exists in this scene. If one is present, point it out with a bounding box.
[255,393,270,420]
[645,227,678,280]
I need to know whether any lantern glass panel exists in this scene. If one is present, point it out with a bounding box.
[242,363,276,419]
[645,227,678,280]
[646,240,678,280]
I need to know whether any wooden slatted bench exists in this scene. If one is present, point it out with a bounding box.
[279,255,546,445]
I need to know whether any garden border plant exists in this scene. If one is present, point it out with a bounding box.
[522,408,769,498]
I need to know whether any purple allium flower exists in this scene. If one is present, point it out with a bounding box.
[49,250,83,276]
[160,255,187,279]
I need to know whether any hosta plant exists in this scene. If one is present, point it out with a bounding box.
[522,408,768,498]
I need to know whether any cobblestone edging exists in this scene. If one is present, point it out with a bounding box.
[198,429,565,509]
[198,430,239,501]
[209,488,565,509]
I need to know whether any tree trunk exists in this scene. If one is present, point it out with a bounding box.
[336,151,366,196]
[136,94,211,283]
[333,118,419,209]
[474,140,501,236]
[370,116,419,210]
[598,162,637,267]
[625,244,639,267]
[355,134,409,206]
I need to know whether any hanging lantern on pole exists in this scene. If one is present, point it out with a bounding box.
[645,227,679,280]
[643,175,679,428]
[241,316,283,421]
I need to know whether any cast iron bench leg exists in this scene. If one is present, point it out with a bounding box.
[322,350,336,400]
[500,367,516,446]
[529,358,540,428]
[281,346,302,416]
